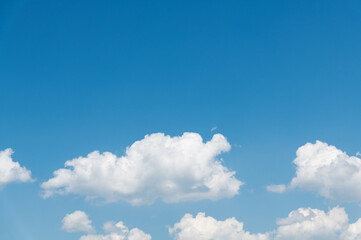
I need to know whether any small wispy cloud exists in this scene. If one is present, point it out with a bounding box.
[357,152,361,157]
[266,184,286,193]
[211,126,217,132]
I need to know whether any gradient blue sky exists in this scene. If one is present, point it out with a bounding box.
[1,0,361,239]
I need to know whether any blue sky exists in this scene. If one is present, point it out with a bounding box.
[1,1,361,239]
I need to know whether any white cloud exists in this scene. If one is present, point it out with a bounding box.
[0,148,33,188]
[267,141,361,203]
[80,221,151,240]
[63,214,151,240]
[275,207,348,240]
[170,208,361,240]
[62,211,95,233]
[169,212,271,240]
[266,184,286,193]
[211,126,217,132]
[341,219,361,240]
[41,133,242,205]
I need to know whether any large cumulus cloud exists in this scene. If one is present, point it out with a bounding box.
[275,207,348,240]
[0,148,33,189]
[169,212,270,240]
[170,207,361,240]
[267,141,361,203]
[41,133,242,205]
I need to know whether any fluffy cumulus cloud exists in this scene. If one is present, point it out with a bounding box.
[267,141,361,202]
[62,211,95,233]
[62,211,151,240]
[169,212,271,240]
[41,133,242,205]
[341,219,361,240]
[275,207,348,240]
[80,221,151,240]
[170,208,361,240]
[0,148,33,188]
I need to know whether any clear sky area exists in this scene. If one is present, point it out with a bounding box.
[1,1,361,239]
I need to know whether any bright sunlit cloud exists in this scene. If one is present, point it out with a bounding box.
[62,211,95,233]
[267,141,361,203]
[42,133,243,205]
[0,148,33,189]
[170,207,361,240]
[63,211,151,240]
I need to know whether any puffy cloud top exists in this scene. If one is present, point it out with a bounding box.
[0,148,33,188]
[275,207,348,240]
[170,208,361,240]
[62,211,95,233]
[267,141,361,203]
[342,219,361,240]
[169,212,270,240]
[80,221,151,240]
[42,133,242,205]
[63,212,151,240]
